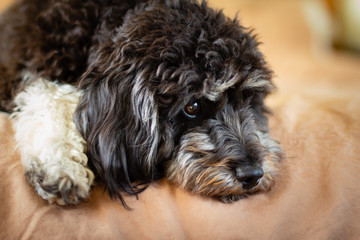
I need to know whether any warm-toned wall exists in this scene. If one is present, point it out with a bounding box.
[0,0,12,12]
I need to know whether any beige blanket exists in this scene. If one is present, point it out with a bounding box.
[1,0,360,239]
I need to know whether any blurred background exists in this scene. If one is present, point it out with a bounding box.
[0,0,359,97]
[206,0,360,97]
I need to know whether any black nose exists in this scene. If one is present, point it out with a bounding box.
[236,165,264,190]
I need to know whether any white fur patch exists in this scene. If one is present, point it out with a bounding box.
[11,74,94,205]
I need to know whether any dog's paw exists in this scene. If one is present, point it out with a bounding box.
[24,156,95,206]
[12,77,95,205]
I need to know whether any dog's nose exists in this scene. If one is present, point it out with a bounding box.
[236,165,264,190]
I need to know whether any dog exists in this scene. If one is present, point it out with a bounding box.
[0,0,283,207]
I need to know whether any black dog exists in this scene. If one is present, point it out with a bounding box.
[0,0,282,207]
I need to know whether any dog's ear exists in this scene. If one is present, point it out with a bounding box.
[74,64,159,207]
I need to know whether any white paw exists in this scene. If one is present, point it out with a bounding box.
[12,75,95,205]
[25,154,94,205]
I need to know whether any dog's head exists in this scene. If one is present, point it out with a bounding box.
[74,0,283,205]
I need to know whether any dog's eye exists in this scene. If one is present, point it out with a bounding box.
[184,101,200,118]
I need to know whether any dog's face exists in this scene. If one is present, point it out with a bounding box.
[75,0,282,204]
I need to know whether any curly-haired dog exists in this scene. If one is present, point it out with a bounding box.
[0,0,283,207]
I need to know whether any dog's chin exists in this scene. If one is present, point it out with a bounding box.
[216,171,276,203]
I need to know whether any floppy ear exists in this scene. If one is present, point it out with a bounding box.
[74,64,159,207]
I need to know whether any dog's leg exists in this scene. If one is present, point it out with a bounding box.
[11,74,94,205]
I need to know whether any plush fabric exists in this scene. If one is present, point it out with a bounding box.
[1,0,360,239]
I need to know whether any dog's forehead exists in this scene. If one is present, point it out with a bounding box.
[154,61,242,102]
[200,68,240,101]
[119,0,272,102]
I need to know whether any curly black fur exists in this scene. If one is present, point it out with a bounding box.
[0,0,282,207]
